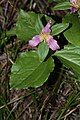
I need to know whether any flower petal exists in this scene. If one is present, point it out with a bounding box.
[70,6,78,13]
[70,0,76,4]
[46,36,60,51]
[29,35,42,47]
[42,20,51,34]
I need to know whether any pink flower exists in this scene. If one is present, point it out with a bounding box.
[70,0,80,13]
[29,20,60,51]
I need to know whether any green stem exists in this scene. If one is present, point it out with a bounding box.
[29,0,33,10]
[57,109,66,120]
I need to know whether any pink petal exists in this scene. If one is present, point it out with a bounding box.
[29,35,42,47]
[70,6,78,13]
[46,36,60,51]
[42,20,51,34]
[70,0,76,4]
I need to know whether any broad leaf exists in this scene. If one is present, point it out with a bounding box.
[63,14,80,46]
[35,15,44,34]
[51,23,69,36]
[7,10,42,41]
[54,45,80,79]
[15,10,38,41]
[53,2,71,10]
[37,42,49,61]
[10,51,54,89]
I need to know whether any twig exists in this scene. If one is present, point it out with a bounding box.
[0,0,5,5]
[64,104,80,120]
[38,94,51,120]
[16,100,33,119]
[0,92,35,110]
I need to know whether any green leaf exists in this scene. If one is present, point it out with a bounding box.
[53,2,71,10]
[16,10,38,41]
[78,9,80,16]
[54,45,80,79]
[63,14,80,46]
[44,15,55,25]
[7,10,42,41]
[37,42,49,61]
[6,27,16,37]
[51,23,69,36]
[35,15,44,34]
[10,51,54,89]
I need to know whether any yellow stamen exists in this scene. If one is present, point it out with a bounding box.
[72,0,80,8]
[40,33,50,41]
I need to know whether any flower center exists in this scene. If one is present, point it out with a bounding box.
[40,33,50,41]
[72,0,80,8]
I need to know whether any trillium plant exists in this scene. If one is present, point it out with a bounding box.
[8,0,80,90]
[29,20,60,51]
